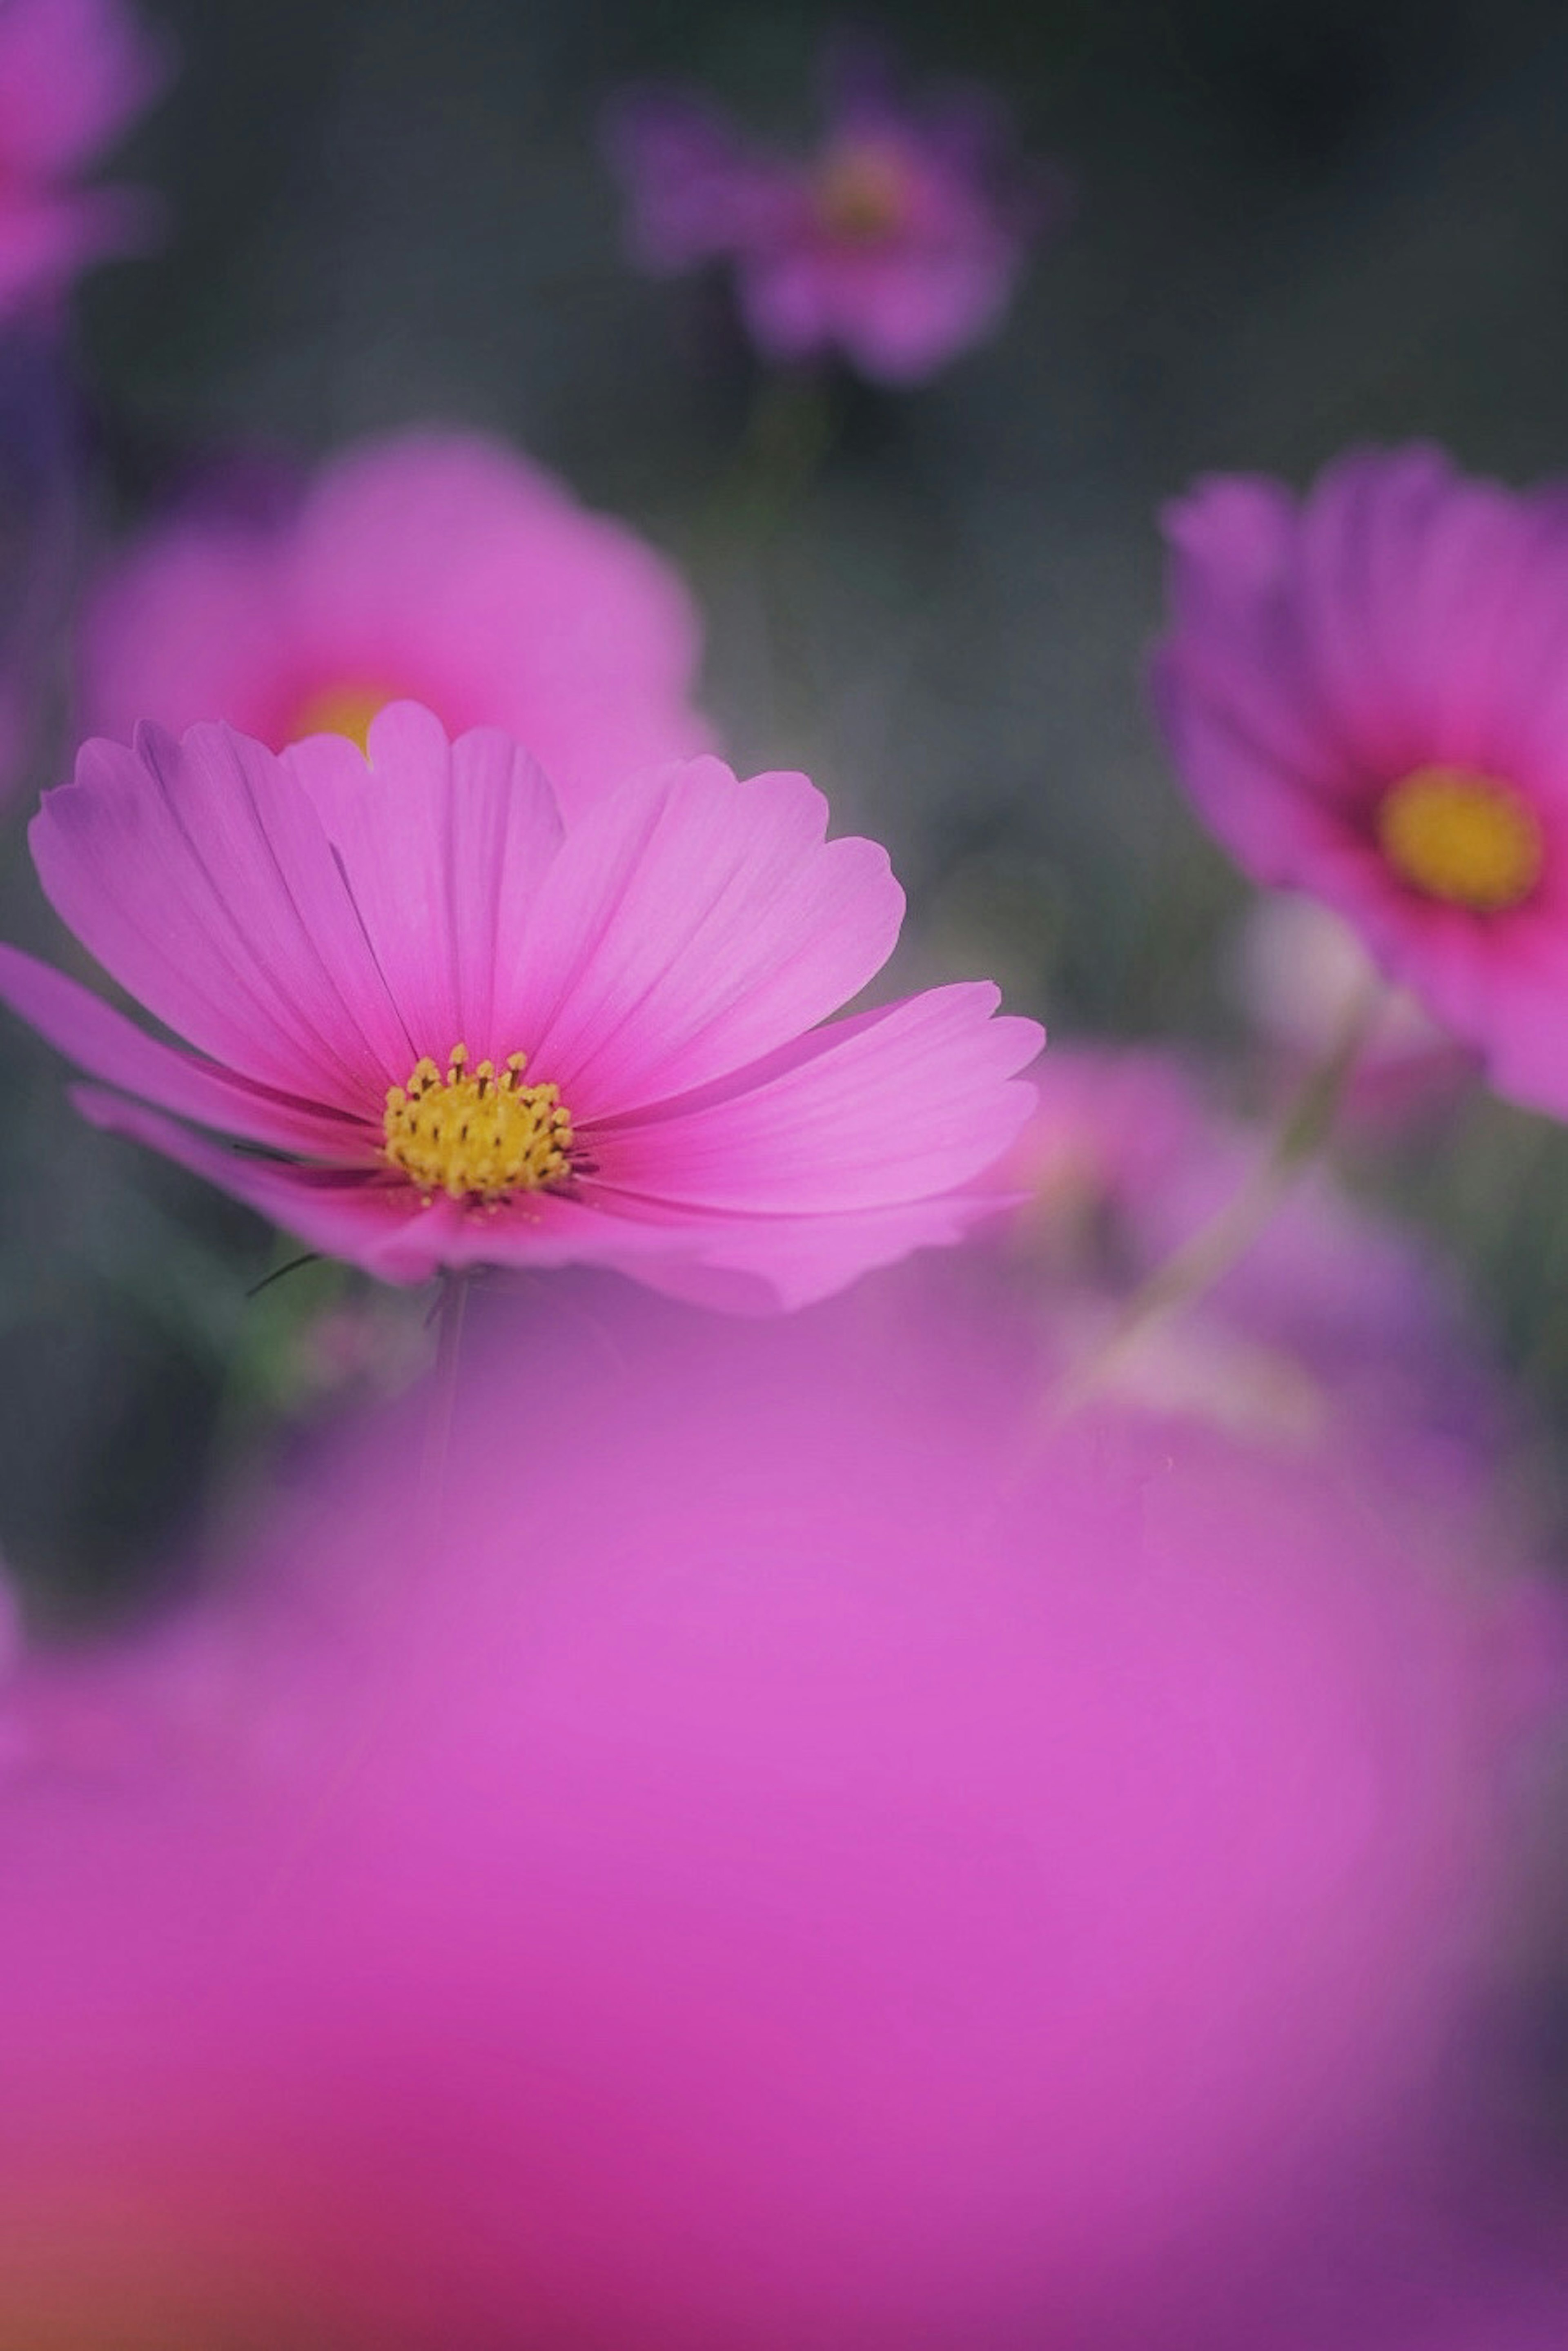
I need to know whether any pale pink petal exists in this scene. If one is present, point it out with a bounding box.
[31,722,414,1107]
[508,759,905,1121]
[283,705,565,1065]
[590,985,1042,1211]
[594,1192,1021,1312]
[0,946,370,1157]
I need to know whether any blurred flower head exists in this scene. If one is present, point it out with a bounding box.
[604,37,1063,385]
[0,1280,1552,2347]
[81,428,713,822]
[0,705,1040,1301]
[1153,446,1568,1118]
[975,1039,1500,1464]
[0,0,169,324]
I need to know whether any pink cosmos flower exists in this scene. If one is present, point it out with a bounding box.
[1153,445,1568,1117]
[604,40,1060,385]
[0,1286,1550,2346]
[0,703,1041,1306]
[970,1040,1501,1465]
[81,428,713,822]
[0,0,167,323]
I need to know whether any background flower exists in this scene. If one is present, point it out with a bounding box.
[604,38,1061,383]
[80,427,714,819]
[1153,447,1568,1118]
[0,0,169,324]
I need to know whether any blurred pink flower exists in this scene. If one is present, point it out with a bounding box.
[1154,447,1568,1117]
[604,40,1062,384]
[0,1286,1551,2345]
[0,703,1041,1302]
[0,0,168,323]
[977,1041,1502,1463]
[81,428,713,822]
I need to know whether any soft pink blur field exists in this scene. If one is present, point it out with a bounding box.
[0,1278,1553,2347]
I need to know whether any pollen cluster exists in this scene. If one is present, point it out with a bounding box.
[383,1044,574,1204]
[1376,764,1544,914]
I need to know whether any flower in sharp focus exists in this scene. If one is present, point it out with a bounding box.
[603,38,1063,385]
[1153,445,1568,1118]
[0,703,1042,1306]
[0,0,169,324]
[80,428,714,822]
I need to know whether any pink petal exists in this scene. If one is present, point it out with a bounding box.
[0,946,370,1158]
[591,984,1042,1211]
[598,1192,1022,1312]
[1158,475,1350,793]
[283,705,565,1066]
[31,721,415,1109]
[508,758,906,1121]
[71,1089,750,1292]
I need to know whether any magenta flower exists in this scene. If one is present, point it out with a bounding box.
[604,41,1059,384]
[973,1041,1501,1463]
[1153,445,1568,1117]
[0,1289,1550,2344]
[82,428,713,822]
[0,704,1041,1305]
[0,0,167,323]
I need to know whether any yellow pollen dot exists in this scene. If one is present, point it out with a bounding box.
[1376,765,1544,913]
[812,142,910,242]
[383,1042,575,1204]
[290,682,395,754]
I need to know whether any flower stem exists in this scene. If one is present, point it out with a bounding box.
[706,368,838,548]
[1052,974,1387,1418]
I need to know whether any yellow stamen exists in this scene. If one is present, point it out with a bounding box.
[812,142,909,242]
[383,1042,574,1204]
[1376,765,1543,913]
[290,683,394,755]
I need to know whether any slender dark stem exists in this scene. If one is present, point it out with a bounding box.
[419,1267,470,1527]
[244,1251,321,1300]
[1051,975,1387,1419]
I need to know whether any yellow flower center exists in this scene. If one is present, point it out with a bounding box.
[383,1044,574,1203]
[290,682,394,754]
[1375,765,1543,913]
[813,142,910,242]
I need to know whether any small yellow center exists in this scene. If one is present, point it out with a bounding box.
[1375,765,1543,913]
[290,682,393,754]
[383,1043,574,1203]
[813,142,910,242]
